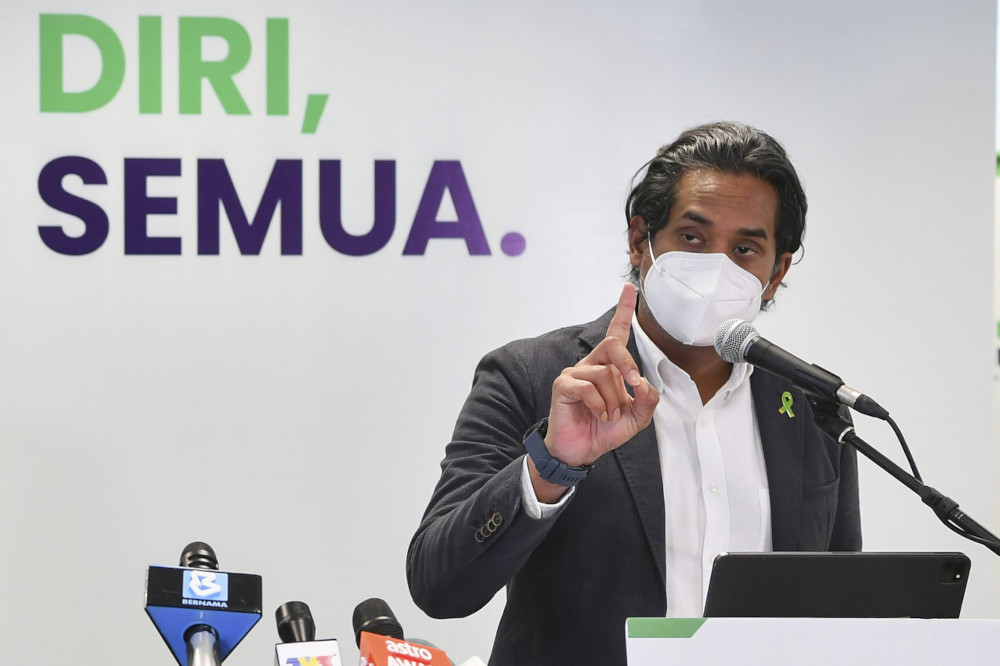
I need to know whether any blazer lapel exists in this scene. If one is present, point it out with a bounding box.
[613,423,665,587]
[579,309,667,587]
[752,371,805,550]
[577,310,810,576]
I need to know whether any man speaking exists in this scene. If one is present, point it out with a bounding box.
[406,122,861,665]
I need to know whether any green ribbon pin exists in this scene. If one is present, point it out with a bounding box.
[779,391,795,418]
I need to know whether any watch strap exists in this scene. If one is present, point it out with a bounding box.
[522,418,590,487]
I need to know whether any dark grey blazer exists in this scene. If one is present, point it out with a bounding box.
[407,308,861,666]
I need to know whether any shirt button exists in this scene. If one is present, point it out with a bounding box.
[709,483,720,496]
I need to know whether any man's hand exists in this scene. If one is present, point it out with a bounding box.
[528,283,659,501]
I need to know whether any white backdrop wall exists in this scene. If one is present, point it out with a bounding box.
[0,2,995,664]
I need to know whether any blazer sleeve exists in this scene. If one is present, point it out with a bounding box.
[406,339,571,618]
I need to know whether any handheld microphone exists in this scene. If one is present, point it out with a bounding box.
[145,541,262,666]
[274,600,342,666]
[714,319,889,419]
[353,598,451,666]
[352,598,404,645]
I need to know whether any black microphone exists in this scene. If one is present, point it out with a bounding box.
[714,319,889,419]
[145,541,262,666]
[274,601,342,666]
[352,598,404,648]
[276,601,316,643]
[352,598,453,666]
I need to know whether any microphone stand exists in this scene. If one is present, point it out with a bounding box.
[807,396,1000,558]
[186,625,221,666]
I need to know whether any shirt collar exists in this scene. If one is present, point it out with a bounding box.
[631,312,753,403]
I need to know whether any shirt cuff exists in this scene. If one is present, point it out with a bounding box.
[520,455,575,519]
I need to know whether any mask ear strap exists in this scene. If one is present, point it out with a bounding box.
[637,234,657,303]
[762,262,783,297]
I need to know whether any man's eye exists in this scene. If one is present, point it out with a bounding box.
[735,244,757,255]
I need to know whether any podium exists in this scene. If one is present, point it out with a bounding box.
[626,617,1000,665]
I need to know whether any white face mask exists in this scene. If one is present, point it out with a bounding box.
[641,241,766,347]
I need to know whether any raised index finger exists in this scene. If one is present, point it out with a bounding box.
[606,282,637,344]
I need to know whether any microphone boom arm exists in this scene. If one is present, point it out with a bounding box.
[807,396,1000,558]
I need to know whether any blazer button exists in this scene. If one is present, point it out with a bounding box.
[475,512,505,543]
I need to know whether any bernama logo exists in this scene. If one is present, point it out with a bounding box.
[182,570,229,604]
[36,14,527,258]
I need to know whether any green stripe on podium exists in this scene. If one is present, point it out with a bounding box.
[627,617,707,638]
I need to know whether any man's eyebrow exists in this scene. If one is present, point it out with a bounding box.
[679,211,770,239]
[680,211,713,226]
[738,227,769,240]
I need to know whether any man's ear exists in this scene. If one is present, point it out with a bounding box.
[628,216,648,269]
[764,251,793,301]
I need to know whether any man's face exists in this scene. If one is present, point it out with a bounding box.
[629,168,792,302]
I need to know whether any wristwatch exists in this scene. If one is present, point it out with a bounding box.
[522,418,591,487]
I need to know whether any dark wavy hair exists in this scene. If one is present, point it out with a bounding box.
[625,121,807,292]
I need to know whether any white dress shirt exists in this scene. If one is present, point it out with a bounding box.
[520,315,771,616]
[631,314,771,616]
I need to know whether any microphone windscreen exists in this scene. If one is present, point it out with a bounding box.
[179,541,219,570]
[276,601,316,643]
[714,318,757,363]
[352,598,404,647]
